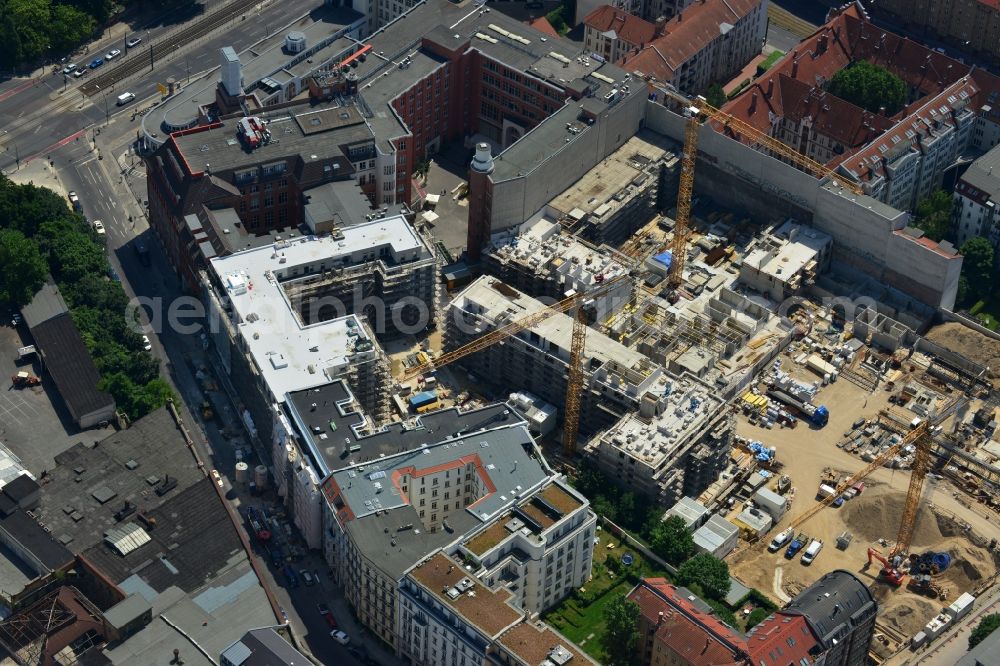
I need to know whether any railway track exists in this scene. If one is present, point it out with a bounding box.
[80,0,266,97]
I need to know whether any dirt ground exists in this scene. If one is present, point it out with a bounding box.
[924,322,1000,387]
[728,356,1000,639]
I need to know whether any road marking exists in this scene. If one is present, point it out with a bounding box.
[0,79,36,104]
[21,128,87,166]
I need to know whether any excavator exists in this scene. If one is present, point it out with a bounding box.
[866,547,905,586]
[11,371,40,388]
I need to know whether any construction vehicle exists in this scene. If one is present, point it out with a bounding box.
[836,532,853,550]
[801,539,824,565]
[785,533,808,559]
[775,474,791,494]
[768,528,792,552]
[11,371,40,388]
[867,547,905,586]
[767,388,829,427]
[398,274,631,457]
[907,574,945,599]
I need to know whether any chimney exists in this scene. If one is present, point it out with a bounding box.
[766,78,774,98]
[701,639,710,655]
[791,58,799,78]
[818,35,828,54]
[750,91,758,114]
[878,106,887,116]
[657,611,665,627]
[655,16,666,36]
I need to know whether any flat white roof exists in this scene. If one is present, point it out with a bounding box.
[744,222,831,279]
[209,221,434,399]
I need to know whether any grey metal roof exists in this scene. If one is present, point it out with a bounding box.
[285,379,526,477]
[303,180,373,229]
[960,144,1000,200]
[20,282,68,328]
[0,510,74,572]
[27,312,115,424]
[344,503,478,580]
[785,570,876,649]
[957,622,1000,666]
[103,593,153,629]
[330,422,548,522]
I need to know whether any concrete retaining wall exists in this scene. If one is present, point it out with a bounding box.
[643,100,961,309]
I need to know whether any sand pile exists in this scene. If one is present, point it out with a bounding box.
[924,322,1000,386]
[881,596,938,636]
[841,491,942,547]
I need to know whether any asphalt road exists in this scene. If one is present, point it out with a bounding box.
[0,0,319,175]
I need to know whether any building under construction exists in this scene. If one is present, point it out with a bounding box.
[549,131,680,246]
[445,277,665,435]
[278,215,438,336]
[482,217,633,305]
[202,228,395,444]
[603,285,788,397]
[584,372,734,507]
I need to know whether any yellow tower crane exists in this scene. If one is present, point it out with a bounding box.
[399,274,631,455]
[656,88,864,295]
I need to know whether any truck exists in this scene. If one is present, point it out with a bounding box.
[785,533,807,559]
[801,539,824,565]
[767,388,829,427]
[817,483,837,499]
[768,528,792,552]
[409,390,438,411]
[806,353,837,379]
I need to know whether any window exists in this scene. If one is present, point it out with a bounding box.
[249,198,259,210]
[384,165,394,175]
[264,194,273,207]
[278,192,287,204]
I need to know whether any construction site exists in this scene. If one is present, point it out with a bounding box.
[345,80,1000,665]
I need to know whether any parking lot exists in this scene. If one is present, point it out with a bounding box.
[0,319,105,475]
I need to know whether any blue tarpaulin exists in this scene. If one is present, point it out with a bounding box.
[653,251,673,269]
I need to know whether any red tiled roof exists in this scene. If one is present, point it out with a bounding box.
[841,76,980,181]
[716,2,997,181]
[583,5,657,46]
[746,612,820,666]
[620,0,762,82]
[628,578,749,666]
[528,16,560,39]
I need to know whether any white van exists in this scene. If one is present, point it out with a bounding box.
[116,92,136,106]
[801,539,824,565]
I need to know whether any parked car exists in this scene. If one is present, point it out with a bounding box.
[62,63,78,75]
[89,58,104,69]
[142,335,152,351]
[92,220,105,235]
[318,604,339,629]
[801,539,824,565]
[331,630,350,645]
[126,36,142,48]
[210,469,224,487]
[300,569,316,586]
[73,68,88,78]
[68,191,81,210]
[105,48,122,60]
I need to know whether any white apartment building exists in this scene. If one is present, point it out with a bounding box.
[954,145,1000,249]
[308,386,597,654]
[458,481,597,614]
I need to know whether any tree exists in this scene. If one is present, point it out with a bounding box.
[705,83,727,109]
[601,596,640,666]
[676,553,730,601]
[649,515,695,566]
[545,6,569,35]
[969,613,1000,650]
[746,607,770,629]
[960,236,995,301]
[913,190,954,242]
[828,61,906,115]
[49,4,96,54]
[0,229,48,306]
